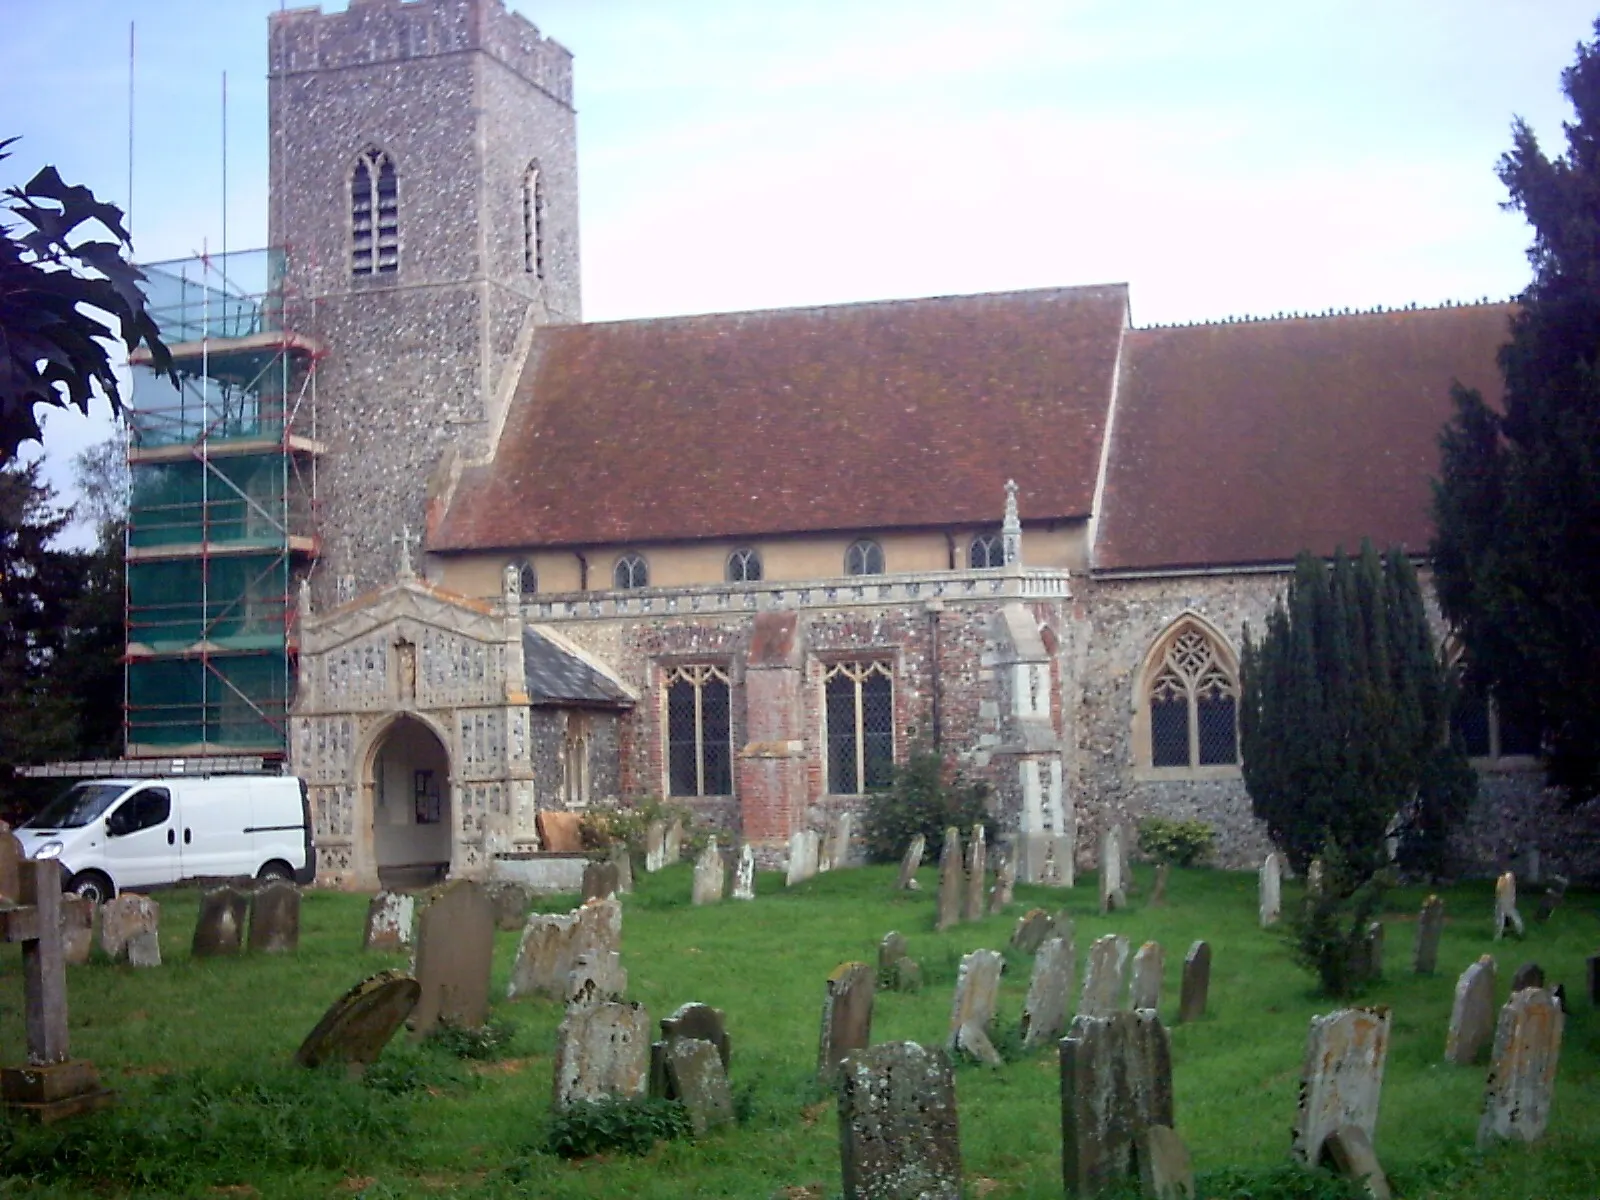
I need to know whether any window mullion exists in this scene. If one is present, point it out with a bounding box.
[854,675,866,796]
[694,677,705,796]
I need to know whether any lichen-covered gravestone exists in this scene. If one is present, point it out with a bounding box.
[935,827,963,931]
[819,962,876,1079]
[1291,1007,1391,1166]
[1259,852,1282,928]
[1323,1124,1392,1200]
[732,842,756,900]
[294,970,422,1070]
[1021,935,1075,1051]
[822,811,853,872]
[100,894,161,967]
[1099,825,1125,914]
[962,824,987,923]
[59,897,94,966]
[946,949,1004,1065]
[1011,907,1056,954]
[1078,933,1130,1018]
[1129,941,1164,1012]
[507,911,579,999]
[581,860,619,903]
[787,828,821,887]
[651,1000,732,1099]
[565,950,628,1009]
[610,845,634,894]
[1177,941,1210,1024]
[644,819,668,872]
[1059,1010,1175,1196]
[409,879,495,1039]
[553,1000,650,1107]
[692,837,725,905]
[664,818,685,864]
[363,891,415,951]
[485,880,533,930]
[837,1041,961,1200]
[1478,988,1564,1148]
[1413,896,1444,975]
[192,886,250,957]
[664,1036,734,1135]
[247,881,300,954]
[895,833,925,891]
[988,851,1016,914]
[1493,872,1524,940]
[1445,955,1497,1065]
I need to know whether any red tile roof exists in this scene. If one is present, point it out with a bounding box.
[431,285,1129,551]
[1093,305,1514,572]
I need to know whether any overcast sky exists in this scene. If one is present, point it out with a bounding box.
[4,0,1597,538]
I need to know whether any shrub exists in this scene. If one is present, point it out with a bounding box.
[579,796,695,858]
[539,1096,692,1158]
[1289,842,1390,998]
[1135,818,1215,867]
[426,1016,517,1061]
[861,744,994,863]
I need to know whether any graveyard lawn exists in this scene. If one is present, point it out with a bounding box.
[0,867,1595,1199]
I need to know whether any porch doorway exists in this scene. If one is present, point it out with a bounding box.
[369,715,452,888]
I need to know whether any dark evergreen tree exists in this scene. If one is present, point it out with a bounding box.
[1432,22,1600,800]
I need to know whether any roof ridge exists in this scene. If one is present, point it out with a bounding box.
[1133,296,1517,331]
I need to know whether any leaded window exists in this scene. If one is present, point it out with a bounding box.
[666,665,732,796]
[824,661,894,794]
[1147,625,1238,768]
[351,148,398,276]
[513,559,537,595]
[523,161,544,278]
[969,533,1003,569]
[727,547,762,583]
[614,553,648,590]
[845,539,885,577]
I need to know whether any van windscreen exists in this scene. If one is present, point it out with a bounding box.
[24,783,128,829]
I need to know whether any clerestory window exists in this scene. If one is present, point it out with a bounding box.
[512,559,537,596]
[351,147,399,276]
[726,547,763,583]
[666,665,732,796]
[824,661,894,794]
[969,533,1004,569]
[613,553,648,590]
[1145,621,1239,769]
[845,539,885,577]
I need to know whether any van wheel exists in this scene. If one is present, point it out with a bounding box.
[256,861,293,884]
[68,871,114,904]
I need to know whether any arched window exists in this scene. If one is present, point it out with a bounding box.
[613,552,648,590]
[969,532,1004,569]
[665,664,732,796]
[351,147,399,276]
[512,559,537,596]
[845,539,885,577]
[824,661,894,793]
[522,161,544,279]
[1142,620,1239,769]
[726,547,762,583]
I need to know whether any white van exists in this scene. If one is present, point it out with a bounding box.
[15,775,314,902]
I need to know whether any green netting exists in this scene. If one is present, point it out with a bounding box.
[129,455,312,550]
[127,656,290,751]
[128,554,290,650]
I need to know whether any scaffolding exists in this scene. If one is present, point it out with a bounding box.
[125,248,322,760]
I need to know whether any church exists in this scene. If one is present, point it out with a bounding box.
[186,0,1588,888]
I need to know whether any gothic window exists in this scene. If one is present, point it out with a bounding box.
[512,559,538,595]
[845,539,885,577]
[351,147,399,276]
[1144,622,1239,769]
[613,553,648,590]
[726,547,762,583]
[666,665,732,796]
[563,718,590,807]
[523,161,544,279]
[824,661,894,794]
[969,532,1004,569]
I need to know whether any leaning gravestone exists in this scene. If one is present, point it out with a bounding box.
[837,1041,961,1200]
[59,897,95,966]
[553,1000,650,1108]
[1059,1010,1175,1197]
[663,818,685,865]
[1259,852,1283,928]
[644,819,668,872]
[1493,872,1524,940]
[1478,988,1564,1148]
[1011,907,1056,954]
[100,894,160,967]
[692,837,725,905]
[731,842,756,900]
[1021,934,1075,1051]
[1177,940,1210,1024]
[1079,933,1131,1018]
[1099,824,1126,914]
[581,860,619,903]
[822,811,854,872]
[192,886,250,957]
[1413,895,1444,975]
[1129,941,1164,1012]
[962,824,987,923]
[294,970,422,1070]
[610,845,634,894]
[988,851,1016,914]
[1445,955,1498,1065]
[507,911,578,999]
[1291,1007,1392,1166]
[819,962,876,1080]
[935,827,963,931]
[1323,1124,1392,1200]
[1148,862,1170,908]
[247,881,300,954]
[662,1001,732,1071]
[1510,961,1544,993]
[946,948,1004,1065]
[0,830,21,902]
[786,828,822,886]
[895,833,925,890]
[665,1036,735,1135]
[409,880,495,1039]
[1142,1124,1197,1200]
[484,880,533,930]
[364,891,415,951]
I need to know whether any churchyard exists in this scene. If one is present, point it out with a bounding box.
[0,857,1595,1199]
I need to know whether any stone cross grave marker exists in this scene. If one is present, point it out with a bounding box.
[1509,961,1544,993]
[100,894,161,967]
[1413,895,1444,975]
[192,885,250,957]
[485,880,534,931]
[786,828,822,887]
[822,811,853,872]
[1011,907,1056,954]
[1259,852,1283,928]
[1445,955,1497,1065]
[946,948,1004,1065]
[1059,1010,1175,1197]
[644,819,668,872]
[988,850,1016,914]
[1021,934,1075,1051]
[1079,933,1131,1018]
[1291,1007,1391,1167]
[935,826,963,930]
[837,1041,961,1200]
[1129,941,1164,1012]
[731,842,756,900]
[409,879,495,1039]
[665,1036,735,1135]
[1478,987,1564,1148]
[651,1000,732,1099]
[962,824,987,922]
[566,950,628,1009]
[1493,872,1524,940]
[1148,863,1170,908]
[0,830,21,901]
[819,962,876,1080]
[581,860,619,903]
[294,970,422,1071]
[692,836,725,905]
[1099,824,1126,914]
[895,833,925,891]
[364,891,415,951]
[247,881,300,954]
[1178,940,1211,1024]
[553,1000,650,1108]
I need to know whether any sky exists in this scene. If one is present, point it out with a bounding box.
[4,0,1598,542]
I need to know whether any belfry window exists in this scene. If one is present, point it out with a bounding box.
[613,553,648,590]
[969,533,1004,569]
[523,161,544,279]
[824,661,894,794]
[351,148,399,276]
[726,547,762,583]
[845,539,885,577]
[1145,622,1239,769]
[666,665,732,796]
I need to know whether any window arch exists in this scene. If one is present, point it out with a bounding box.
[845,539,885,577]
[726,547,762,583]
[1139,618,1239,770]
[969,532,1004,569]
[665,664,732,796]
[522,160,544,279]
[511,559,538,596]
[351,147,399,276]
[613,552,648,590]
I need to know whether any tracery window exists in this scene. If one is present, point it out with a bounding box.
[969,533,1004,569]
[824,661,894,794]
[613,553,648,590]
[666,665,732,796]
[845,539,885,577]
[1146,623,1239,769]
[727,547,762,583]
[351,147,399,276]
[523,161,544,279]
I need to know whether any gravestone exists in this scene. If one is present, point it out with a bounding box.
[692,837,725,905]
[1099,824,1125,914]
[363,891,415,951]
[1011,907,1055,954]
[1510,961,1544,993]
[59,898,94,966]
[566,950,628,1009]
[1534,875,1568,923]
[1178,940,1211,1024]
[664,1036,734,1135]
[1291,1007,1391,1166]
[946,948,1004,1065]
[1021,934,1075,1051]
[787,828,822,887]
[1059,1010,1175,1196]
[987,852,1016,914]
[1149,863,1170,908]
[1129,941,1164,1012]
[294,970,421,1070]
[247,881,300,954]
[1259,852,1282,928]
[409,880,495,1039]
[1445,955,1498,1065]
[100,894,160,967]
[644,819,668,872]
[1478,988,1564,1148]
[1413,896,1444,975]
[895,834,925,890]
[1364,921,1384,980]
[664,818,685,864]
[662,1001,732,1071]
[962,824,987,923]
[935,827,963,931]
[0,830,20,901]
[1493,872,1524,940]
[879,932,920,993]
[192,886,249,957]
[537,810,586,853]
[822,811,854,872]
[837,1041,961,1200]
[1141,1124,1196,1200]
[574,895,623,959]
[484,880,533,930]
[1324,1124,1392,1200]
[732,842,756,900]
[581,860,619,903]
[878,931,908,978]
[1552,982,1568,1013]
[819,962,876,1079]
[1307,857,1325,896]
[552,1000,650,1108]
[1078,933,1131,1018]
[610,845,634,894]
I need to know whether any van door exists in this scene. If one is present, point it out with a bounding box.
[101,786,178,890]
[175,781,255,880]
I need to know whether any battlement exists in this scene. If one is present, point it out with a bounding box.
[269,0,572,106]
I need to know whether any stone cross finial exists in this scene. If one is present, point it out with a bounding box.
[393,525,417,581]
[1002,479,1022,566]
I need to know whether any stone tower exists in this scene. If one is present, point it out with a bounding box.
[267,0,579,602]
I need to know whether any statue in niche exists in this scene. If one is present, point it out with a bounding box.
[396,638,417,702]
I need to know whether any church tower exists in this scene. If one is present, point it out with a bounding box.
[267,0,579,602]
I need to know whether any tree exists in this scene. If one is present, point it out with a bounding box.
[0,138,172,464]
[1431,23,1600,801]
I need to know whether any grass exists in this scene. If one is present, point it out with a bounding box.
[0,863,1595,1198]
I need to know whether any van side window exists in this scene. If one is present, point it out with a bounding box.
[109,788,171,837]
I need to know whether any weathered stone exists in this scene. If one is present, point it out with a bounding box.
[485,880,534,931]
[508,911,578,999]
[1021,831,1075,888]
[363,891,415,951]
[126,930,161,968]
[946,948,1003,1065]
[1140,1124,1195,1200]
[665,1036,735,1135]
[1129,941,1164,1013]
[191,886,249,957]
[692,837,725,905]
[644,819,668,872]
[987,852,1016,914]
[1148,863,1170,908]
[566,950,628,1008]
[895,834,925,890]
[1059,1010,1174,1196]
[581,860,619,903]
[1259,852,1282,928]
[1445,955,1498,1065]
[101,890,160,964]
[1478,988,1564,1148]
[822,811,854,872]
[1177,941,1210,1024]
[294,970,421,1069]
[0,831,20,902]
[1291,1007,1391,1167]
[1078,933,1130,1018]
[1021,935,1075,1050]
[247,882,300,954]
[662,1001,732,1071]
[1412,896,1444,975]
[664,818,684,864]
[1364,921,1384,980]
[1010,907,1056,954]
[610,845,634,894]
[575,894,623,958]
[962,825,987,923]
[1099,824,1125,914]
[878,931,908,979]
[837,1041,961,1200]
[1307,857,1325,897]
[537,810,586,853]
[887,959,922,993]
[786,828,821,887]
[1510,961,1544,993]
[732,842,756,900]
[409,880,495,1038]
[819,962,876,1079]
[1493,871,1524,940]
[553,1000,650,1108]
[935,827,963,931]
[1324,1123,1392,1200]
[58,898,94,967]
